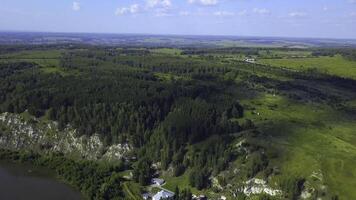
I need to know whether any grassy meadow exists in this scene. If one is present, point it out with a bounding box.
[258,55,356,79]
[240,92,356,199]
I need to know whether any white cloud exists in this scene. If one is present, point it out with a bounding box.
[289,12,307,17]
[115,4,140,15]
[178,10,209,17]
[155,8,173,16]
[146,0,172,16]
[237,9,248,16]
[72,2,80,11]
[253,8,270,15]
[147,0,172,8]
[188,0,219,6]
[323,6,328,11]
[213,11,234,16]
[179,11,190,16]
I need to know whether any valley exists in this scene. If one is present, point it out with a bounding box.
[0,40,356,200]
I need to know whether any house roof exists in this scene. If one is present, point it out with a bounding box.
[152,190,174,200]
[142,193,151,198]
[152,178,165,185]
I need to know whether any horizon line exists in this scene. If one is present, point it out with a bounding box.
[1,30,356,41]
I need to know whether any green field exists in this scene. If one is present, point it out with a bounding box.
[259,55,356,79]
[0,50,62,58]
[0,50,62,67]
[258,49,312,58]
[0,50,79,76]
[150,48,183,55]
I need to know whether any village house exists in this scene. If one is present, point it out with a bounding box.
[152,190,175,200]
[142,192,152,200]
[192,194,208,200]
[220,196,227,200]
[151,178,165,186]
[244,58,256,63]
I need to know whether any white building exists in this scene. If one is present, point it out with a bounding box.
[192,194,208,200]
[142,193,151,200]
[244,58,256,63]
[151,178,165,186]
[152,190,174,200]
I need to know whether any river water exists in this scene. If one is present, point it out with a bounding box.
[0,162,83,200]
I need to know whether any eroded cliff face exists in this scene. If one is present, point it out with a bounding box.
[0,112,131,161]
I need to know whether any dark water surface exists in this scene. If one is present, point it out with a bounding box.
[0,162,83,200]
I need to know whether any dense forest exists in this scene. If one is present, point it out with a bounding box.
[0,45,249,198]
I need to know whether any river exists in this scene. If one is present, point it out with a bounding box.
[0,161,83,200]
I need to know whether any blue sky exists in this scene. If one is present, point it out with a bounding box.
[0,0,355,39]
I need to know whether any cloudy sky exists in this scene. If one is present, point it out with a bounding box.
[0,0,355,39]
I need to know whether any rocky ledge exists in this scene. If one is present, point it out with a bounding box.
[0,112,131,161]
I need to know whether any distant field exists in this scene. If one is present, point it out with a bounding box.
[258,49,312,58]
[0,50,62,67]
[258,55,356,79]
[0,50,73,75]
[150,48,182,55]
[0,50,62,58]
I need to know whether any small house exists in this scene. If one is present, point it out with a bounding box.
[193,194,207,200]
[142,192,152,200]
[152,190,174,200]
[244,58,256,63]
[151,178,165,186]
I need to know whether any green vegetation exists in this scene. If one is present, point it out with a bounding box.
[149,48,182,55]
[1,44,356,199]
[162,172,196,193]
[239,93,356,199]
[122,182,143,200]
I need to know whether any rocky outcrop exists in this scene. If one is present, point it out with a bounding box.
[243,178,282,197]
[300,170,327,200]
[102,143,132,161]
[0,112,131,161]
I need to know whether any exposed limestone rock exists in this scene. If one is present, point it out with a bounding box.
[211,177,224,191]
[243,178,282,197]
[103,143,131,160]
[0,112,131,161]
[301,170,327,200]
